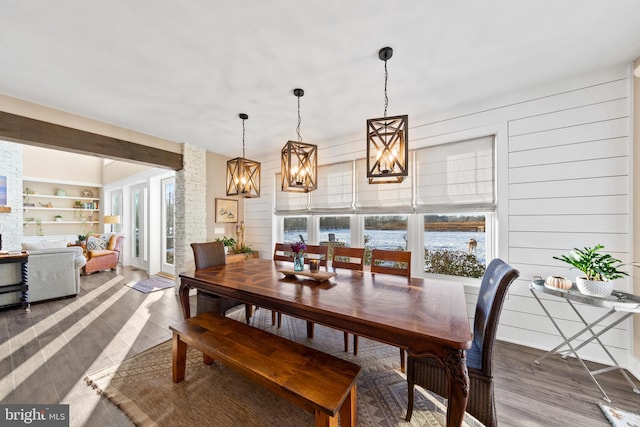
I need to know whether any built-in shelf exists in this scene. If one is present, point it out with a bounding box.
[23,221,100,225]
[23,207,98,212]
[22,180,101,236]
[22,194,98,201]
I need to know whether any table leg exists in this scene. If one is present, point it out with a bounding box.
[172,332,187,383]
[443,348,469,427]
[178,280,191,319]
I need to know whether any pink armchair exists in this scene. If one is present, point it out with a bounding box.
[83,234,124,275]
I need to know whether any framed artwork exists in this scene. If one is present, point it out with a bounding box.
[215,198,238,223]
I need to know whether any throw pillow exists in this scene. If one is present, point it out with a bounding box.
[86,236,107,251]
[98,234,111,249]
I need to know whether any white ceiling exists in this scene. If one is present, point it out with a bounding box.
[1,1,640,160]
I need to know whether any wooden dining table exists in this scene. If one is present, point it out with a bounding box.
[178,258,472,427]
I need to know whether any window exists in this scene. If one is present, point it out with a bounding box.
[274,135,496,279]
[283,217,307,244]
[319,216,350,246]
[110,190,122,233]
[363,215,408,265]
[424,214,486,278]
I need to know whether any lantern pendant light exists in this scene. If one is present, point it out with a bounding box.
[281,88,317,192]
[366,46,408,184]
[226,113,261,198]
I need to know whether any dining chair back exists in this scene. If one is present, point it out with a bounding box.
[270,243,296,328]
[349,248,411,369]
[371,249,411,279]
[331,246,365,271]
[273,243,293,262]
[330,246,366,353]
[303,244,329,269]
[190,241,250,324]
[191,241,226,269]
[405,258,520,427]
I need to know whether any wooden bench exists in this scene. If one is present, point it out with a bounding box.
[170,312,361,426]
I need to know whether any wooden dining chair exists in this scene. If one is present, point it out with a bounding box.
[273,242,293,262]
[405,258,520,427]
[370,248,411,279]
[190,241,251,324]
[303,244,329,270]
[331,246,365,272]
[331,246,366,353]
[269,243,295,328]
[369,248,412,371]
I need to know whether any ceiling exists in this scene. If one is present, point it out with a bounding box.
[2,1,640,161]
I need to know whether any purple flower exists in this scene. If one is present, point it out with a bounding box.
[290,241,306,254]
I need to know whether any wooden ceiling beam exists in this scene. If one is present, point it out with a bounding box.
[0,111,183,171]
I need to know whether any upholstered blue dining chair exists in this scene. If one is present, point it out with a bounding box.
[405,258,519,427]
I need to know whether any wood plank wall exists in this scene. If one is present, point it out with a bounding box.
[244,64,634,367]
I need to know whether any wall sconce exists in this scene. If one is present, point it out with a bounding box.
[226,113,261,198]
[366,47,408,184]
[281,88,317,192]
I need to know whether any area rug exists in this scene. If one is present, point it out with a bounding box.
[124,275,175,293]
[85,308,478,427]
[600,403,640,427]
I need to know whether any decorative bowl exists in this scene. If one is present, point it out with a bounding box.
[576,277,613,298]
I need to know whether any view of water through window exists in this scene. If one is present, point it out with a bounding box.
[283,214,486,278]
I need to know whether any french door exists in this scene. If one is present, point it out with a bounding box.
[160,177,175,276]
[130,183,147,269]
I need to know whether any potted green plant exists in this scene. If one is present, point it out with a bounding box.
[232,243,254,256]
[553,244,629,297]
[215,236,236,253]
[54,215,63,222]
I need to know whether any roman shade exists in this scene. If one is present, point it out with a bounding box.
[415,135,495,213]
[355,157,413,213]
[309,161,354,214]
[274,173,308,214]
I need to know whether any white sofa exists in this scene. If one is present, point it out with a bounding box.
[21,241,87,303]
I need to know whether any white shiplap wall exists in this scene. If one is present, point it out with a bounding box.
[245,64,634,367]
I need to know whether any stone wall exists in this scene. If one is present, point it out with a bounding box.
[0,141,23,251]
[174,143,206,288]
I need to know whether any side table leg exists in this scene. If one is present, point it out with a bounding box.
[21,260,30,312]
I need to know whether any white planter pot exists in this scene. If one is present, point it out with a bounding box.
[575,276,613,298]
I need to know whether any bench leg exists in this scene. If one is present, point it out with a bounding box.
[314,411,339,427]
[270,310,283,328]
[172,332,187,383]
[203,354,215,365]
[339,384,357,427]
[306,321,315,338]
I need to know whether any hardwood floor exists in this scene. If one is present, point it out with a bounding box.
[1,267,639,426]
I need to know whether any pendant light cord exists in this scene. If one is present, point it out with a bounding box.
[384,58,388,118]
[242,117,246,158]
[296,95,302,142]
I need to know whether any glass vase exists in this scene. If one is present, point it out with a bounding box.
[294,253,304,271]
